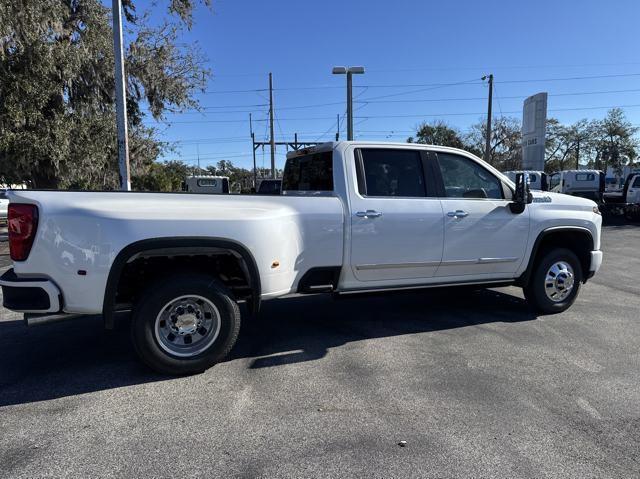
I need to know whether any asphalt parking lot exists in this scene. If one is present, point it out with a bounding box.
[1,223,639,478]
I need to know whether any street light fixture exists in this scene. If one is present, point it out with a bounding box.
[332,66,365,140]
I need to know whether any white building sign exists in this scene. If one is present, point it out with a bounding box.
[522,92,548,171]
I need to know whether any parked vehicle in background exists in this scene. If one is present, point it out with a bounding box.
[604,166,640,191]
[256,179,282,195]
[1,142,603,375]
[603,173,640,220]
[0,189,8,220]
[503,170,548,191]
[549,170,605,202]
[183,176,230,194]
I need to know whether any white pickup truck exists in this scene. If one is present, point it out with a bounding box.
[2,142,603,374]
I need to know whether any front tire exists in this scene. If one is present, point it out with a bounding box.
[131,274,241,375]
[523,248,582,314]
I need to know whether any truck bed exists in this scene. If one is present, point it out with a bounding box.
[7,189,345,313]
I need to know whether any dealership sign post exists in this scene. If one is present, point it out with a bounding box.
[522,92,548,171]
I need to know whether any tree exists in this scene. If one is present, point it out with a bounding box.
[592,108,638,173]
[545,118,595,172]
[132,160,191,192]
[408,120,465,149]
[0,0,210,189]
[465,116,522,170]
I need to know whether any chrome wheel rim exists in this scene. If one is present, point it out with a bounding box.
[154,295,221,357]
[544,261,575,302]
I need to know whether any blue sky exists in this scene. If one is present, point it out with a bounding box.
[131,0,640,170]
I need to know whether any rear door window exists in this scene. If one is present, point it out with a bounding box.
[356,149,426,197]
[282,151,333,191]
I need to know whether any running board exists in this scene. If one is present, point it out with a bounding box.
[24,312,85,327]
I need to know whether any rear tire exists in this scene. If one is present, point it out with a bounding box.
[131,274,241,375]
[523,248,582,314]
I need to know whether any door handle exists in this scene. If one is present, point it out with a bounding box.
[356,210,383,218]
[447,210,469,218]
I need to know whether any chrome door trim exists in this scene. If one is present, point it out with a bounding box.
[439,257,519,266]
[355,261,441,271]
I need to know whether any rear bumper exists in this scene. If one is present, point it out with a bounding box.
[586,250,603,279]
[0,269,61,313]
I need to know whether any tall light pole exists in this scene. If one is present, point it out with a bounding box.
[332,66,365,140]
[112,0,131,190]
[268,73,276,178]
[482,74,493,164]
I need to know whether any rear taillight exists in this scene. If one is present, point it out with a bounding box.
[8,204,39,261]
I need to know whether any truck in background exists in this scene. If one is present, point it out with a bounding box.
[602,173,640,220]
[548,169,640,220]
[255,179,282,195]
[604,166,640,191]
[549,170,605,202]
[183,176,230,194]
[503,171,548,191]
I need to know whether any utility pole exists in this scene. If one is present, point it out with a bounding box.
[269,73,276,178]
[336,114,340,141]
[196,144,201,171]
[112,0,131,190]
[482,74,493,164]
[250,113,257,188]
[346,71,353,140]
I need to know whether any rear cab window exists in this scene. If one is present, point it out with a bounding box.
[282,151,333,193]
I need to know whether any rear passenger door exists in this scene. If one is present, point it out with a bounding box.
[432,152,530,278]
[349,148,444,283]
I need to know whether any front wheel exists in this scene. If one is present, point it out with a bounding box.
[523,248,582,314]
[131,274,241,375]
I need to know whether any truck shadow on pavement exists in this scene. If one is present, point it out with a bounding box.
[231,288,537,369]
[0,288,536,407]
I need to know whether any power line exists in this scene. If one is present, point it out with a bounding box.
[357,78,482,102]
[495,72,640,84]
[156,102,640,124]
[365,62,640,73]
[202,88,267,94]
[347,103,640,120]
[358,88,640,104]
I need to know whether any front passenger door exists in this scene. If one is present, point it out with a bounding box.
[433,152,530,278]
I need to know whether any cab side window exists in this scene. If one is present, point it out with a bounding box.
[437,153,503,199]
[356,149,426,197]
